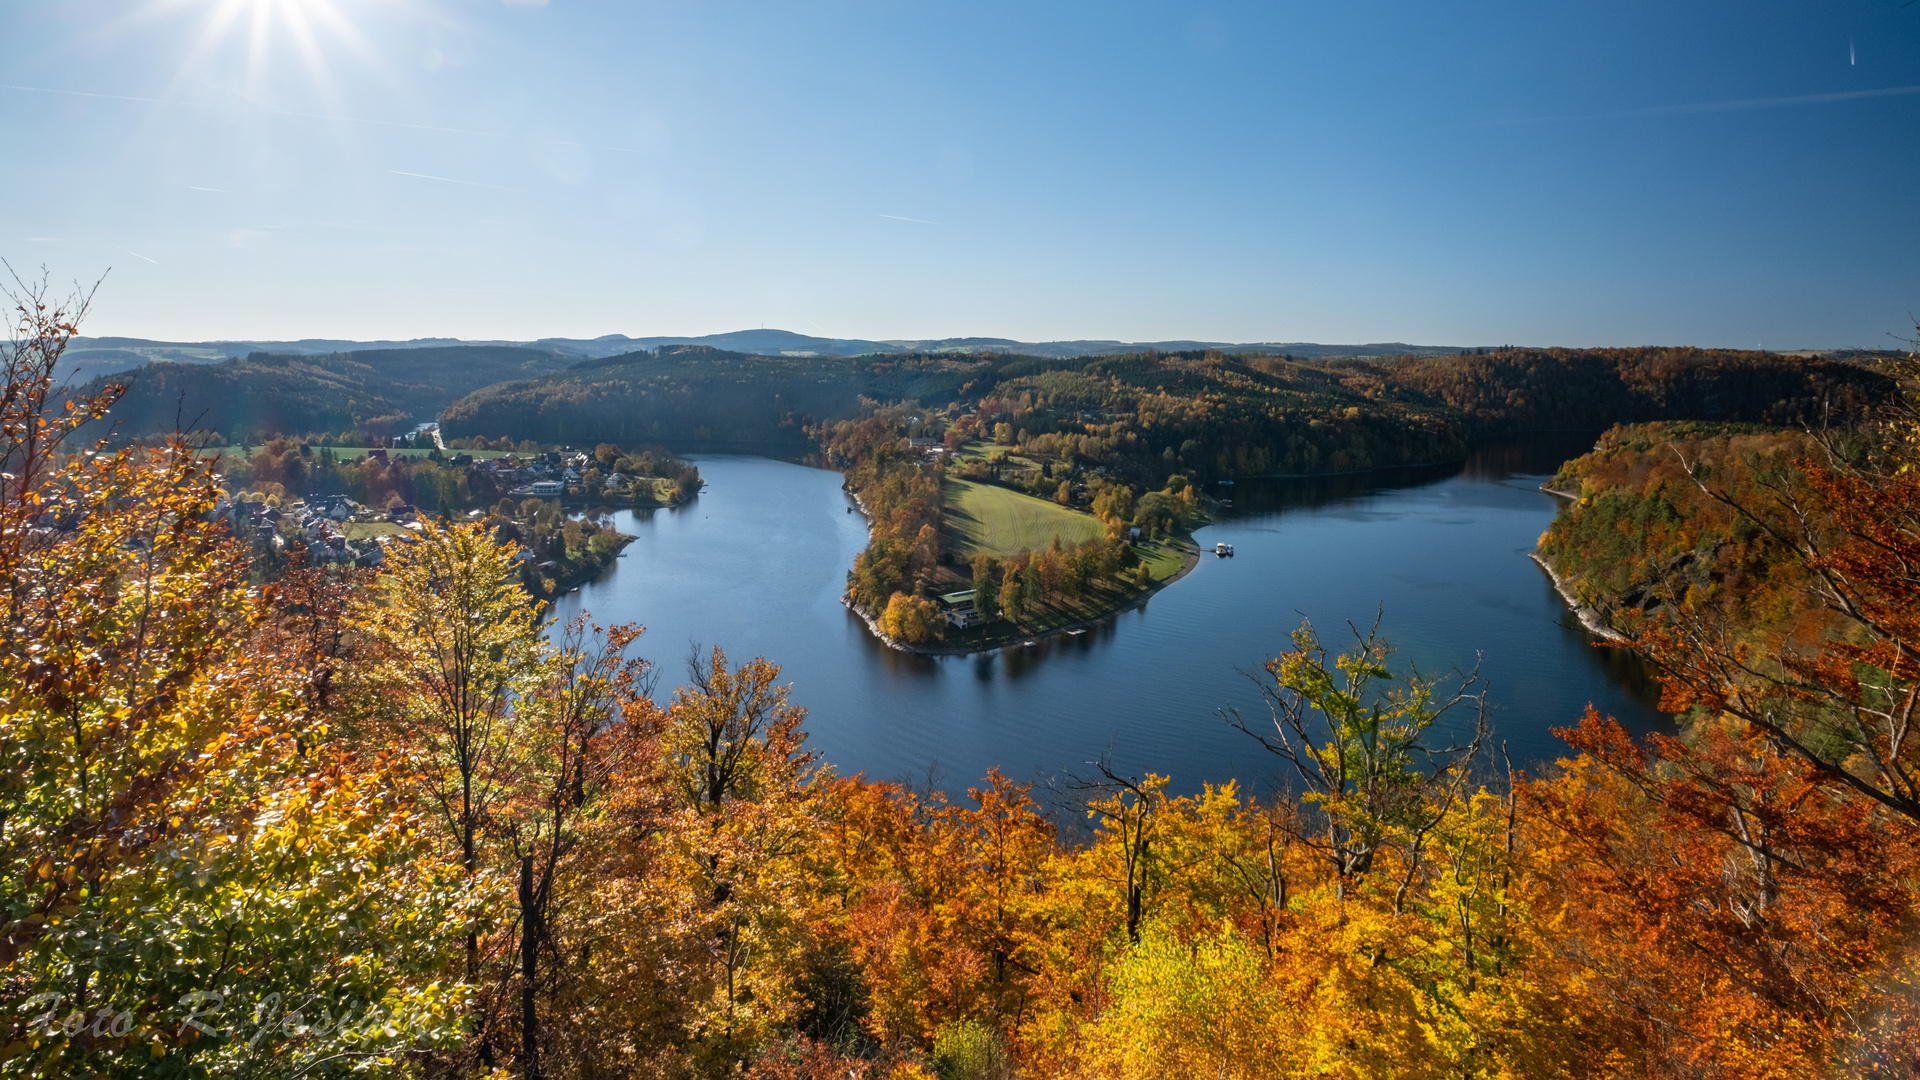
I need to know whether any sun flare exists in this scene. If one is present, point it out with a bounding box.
[161,0,387,109]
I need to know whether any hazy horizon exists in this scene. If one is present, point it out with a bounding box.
[57,326,1873,355]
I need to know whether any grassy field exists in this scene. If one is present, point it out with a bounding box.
[943,478,1104,558]
[338,521,412,540]
[1131,538,1190,581]
[949,442,1032,465]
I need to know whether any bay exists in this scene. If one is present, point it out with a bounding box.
[551,432,1666,797]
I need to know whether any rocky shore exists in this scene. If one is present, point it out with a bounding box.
[1529,552,1629,643]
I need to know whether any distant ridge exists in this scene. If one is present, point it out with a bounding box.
[59,328,1479,385]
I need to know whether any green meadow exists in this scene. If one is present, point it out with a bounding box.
[941,478,1105,558]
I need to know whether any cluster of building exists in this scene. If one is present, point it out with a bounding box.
[326,446,622,502]
[232,493,429,568]
[468,450,593,498]
[463,449,658,500]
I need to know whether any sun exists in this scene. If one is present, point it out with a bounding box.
[161,0,388,109]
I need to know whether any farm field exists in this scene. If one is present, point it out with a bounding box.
[942,478,1105,558]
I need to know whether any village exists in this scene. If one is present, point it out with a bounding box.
[393,444,692,503]
[217,440,680,594]
[231,491,431,569]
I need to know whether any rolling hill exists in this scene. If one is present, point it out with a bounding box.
[63,328,1482,378]
[78,345,577,443]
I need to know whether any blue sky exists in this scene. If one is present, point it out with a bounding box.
[4,0,1917,347]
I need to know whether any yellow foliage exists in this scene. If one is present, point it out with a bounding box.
[879,591,941,644]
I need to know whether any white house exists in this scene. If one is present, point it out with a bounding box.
[938,590,983,628]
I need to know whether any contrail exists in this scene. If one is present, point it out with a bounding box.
[187,186,231,193]
[389,170,513,191]
[126,250,158,264]
[1492,83,1920,125]
[0,83,168,106]
[879,213,941,225]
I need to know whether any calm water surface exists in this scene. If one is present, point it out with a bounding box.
[553,433,1666,796]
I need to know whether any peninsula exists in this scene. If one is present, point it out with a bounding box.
[820,410,1208,654]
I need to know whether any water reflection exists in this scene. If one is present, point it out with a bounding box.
[553,437,1667,796]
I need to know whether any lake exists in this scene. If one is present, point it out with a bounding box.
[551,432,1666,797]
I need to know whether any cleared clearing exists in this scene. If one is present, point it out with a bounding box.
[338,521,412,540]
[943,478,1105,558]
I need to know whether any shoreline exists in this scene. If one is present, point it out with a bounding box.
[854,538,1206,657]
[1529,552,1629,643]
[1531,480,1626,641]
[547,532,638,596]
[840,479,1206,655]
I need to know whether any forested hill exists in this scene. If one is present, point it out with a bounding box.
[1367,346,1889,436]
[440,345,995,454]
[441,344,1894,483]
[81,338,1896,479]
[1533,421,1833,643]
[78,345,575,443]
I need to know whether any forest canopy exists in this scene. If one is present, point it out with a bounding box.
[77,345,576,444]
[439,344,1894,489]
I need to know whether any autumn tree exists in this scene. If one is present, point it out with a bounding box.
[348,520,544,997]
[969,551,999,621]
[659,648,824,1073]
[0,270,466,1077]
[1530,407,1920,1076]
[1226,617,1488,905]
[880,592,941,645]
[834,771,1056,1050]
[501,618,652,1080]
[1062,762,1170,946]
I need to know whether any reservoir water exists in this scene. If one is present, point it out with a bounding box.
[551,432,1666,797]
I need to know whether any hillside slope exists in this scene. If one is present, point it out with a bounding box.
[441,345,1894,483]
[440,346,992,453]
[82,345,575,442]
[1368,346,1883,435]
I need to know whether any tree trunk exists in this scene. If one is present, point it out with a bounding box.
[521,855,539,1080]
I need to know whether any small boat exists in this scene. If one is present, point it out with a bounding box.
[1067,628,1086,636]
[1022,639,1038,648]
[1218,499,1232,507]
[1214,542,1235,557]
